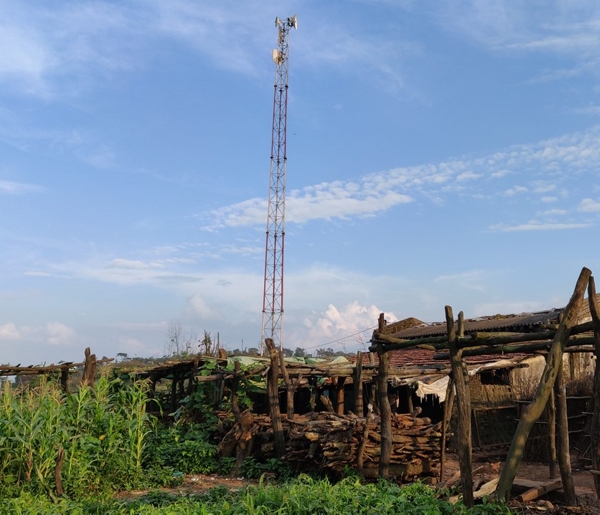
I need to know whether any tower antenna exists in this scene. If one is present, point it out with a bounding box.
[261,14,297,354]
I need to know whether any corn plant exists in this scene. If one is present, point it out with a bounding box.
[0,373,153,500]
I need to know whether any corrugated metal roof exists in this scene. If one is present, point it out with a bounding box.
[384,309,563,340]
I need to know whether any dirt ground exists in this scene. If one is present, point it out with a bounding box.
[441,452,599,514]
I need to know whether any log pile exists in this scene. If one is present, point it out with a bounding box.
[221,411,442,480]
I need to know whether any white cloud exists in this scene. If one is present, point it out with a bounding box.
[434,270,486,292]
[0,180,42,194]
[578,198,600,212]
[184,293,215,319]
[107,259,163,270]
[303,301,397,351]
[503,185,528,196]
[0,323,22,340]
[490,221,591,232]
[537,208,567,216]
[204,125,600,230]
[456,171,481,181]
[0,321,75,347]
[533,182,557,193]
[46,322,75,346]
[208,179,413,228]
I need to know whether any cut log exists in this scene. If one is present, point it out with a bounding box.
[516,479,562,503]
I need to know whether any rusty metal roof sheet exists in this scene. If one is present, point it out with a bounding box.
[385,309,563,340]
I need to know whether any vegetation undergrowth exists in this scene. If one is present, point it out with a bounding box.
[4,476,514,514]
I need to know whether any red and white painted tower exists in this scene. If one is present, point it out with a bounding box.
[261,14,297,353]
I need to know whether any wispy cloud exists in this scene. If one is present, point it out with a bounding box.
[0,1,419,100]
[489,221,591,232]
[579,198,600,212]
[436,2,600,82]
[208,180,413,228]
[0,180,42,194]
[205,125,600,228]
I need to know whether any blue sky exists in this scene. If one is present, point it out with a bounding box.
[2,0,600,364]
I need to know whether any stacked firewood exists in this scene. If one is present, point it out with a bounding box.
[274,411,441,479]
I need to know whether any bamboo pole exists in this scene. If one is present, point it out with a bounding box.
[496,267,591,501]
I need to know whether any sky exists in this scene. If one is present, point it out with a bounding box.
[2,0,600,365]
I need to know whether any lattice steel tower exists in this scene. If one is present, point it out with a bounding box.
[261,14,297,353]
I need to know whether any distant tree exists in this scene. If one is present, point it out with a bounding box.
[293,347,306,358]
[116,352,128,362]
[165,323,198,359]
[281,347,293,358]
[247,347,260,357]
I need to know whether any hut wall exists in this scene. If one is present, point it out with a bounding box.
[510,356,546,401]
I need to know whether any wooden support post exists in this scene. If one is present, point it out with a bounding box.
[231,360,241,422]
[265,338,286,458]
[336,376,346,415]
[170,374,177,414]
[496,267,591,501]
[81,347,96,387]
[440,376,455,481]
[548,389,558,479]
[589,276,600,499]
[446,306,474,508]
[377,343,392,479]
[554,358,576,505]
[354,351,364,417]
[279,348,302,420]
[472,409,482,449]
[60,365,69,393]
[357,402,373,475]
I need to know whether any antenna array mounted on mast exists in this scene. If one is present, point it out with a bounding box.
[261,14,297,354]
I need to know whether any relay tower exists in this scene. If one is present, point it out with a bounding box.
[261,14,297,353]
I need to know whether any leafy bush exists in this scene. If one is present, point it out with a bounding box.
[143,424,219,475]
